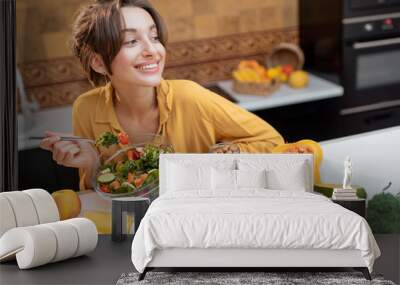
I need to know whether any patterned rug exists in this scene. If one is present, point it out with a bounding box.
[116,271,396,285]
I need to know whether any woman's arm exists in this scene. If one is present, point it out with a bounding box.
[72,98,99,191]
[192,82,285,153]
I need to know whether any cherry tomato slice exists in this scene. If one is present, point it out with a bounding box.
[100,185,110,193]
[127,150,134,160]
[127,172,135,183]
[127,150,140,160]
[118,132,129,145]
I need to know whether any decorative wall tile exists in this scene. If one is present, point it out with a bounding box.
[166,29,298,67]
[152,0,193,19]
[194,15,219,38]
[42,32,73,59]
[163,55,269,85]
[239,10,261,33]
[27,80,93,109]
[18,28,298,110]
[17,0,298,62]
[215,0,243,15]
[217,15,240,36]
[192,0,216,15]
[19,57,85,88]
[16,0,299,110]
[259,6,282,31]
[166,17,195,43]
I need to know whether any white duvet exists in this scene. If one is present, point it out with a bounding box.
[131,190,380,273]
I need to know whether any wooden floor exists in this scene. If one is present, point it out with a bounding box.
[0,234,398,285]
[373,234,400,284]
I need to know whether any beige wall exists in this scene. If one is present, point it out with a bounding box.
[17,0,298,63]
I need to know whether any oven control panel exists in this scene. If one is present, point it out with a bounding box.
[344,15,400,41]
[350,0,400,10]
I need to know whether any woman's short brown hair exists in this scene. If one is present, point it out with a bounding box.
[71,0,168,86]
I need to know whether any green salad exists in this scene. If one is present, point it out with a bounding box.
[95,132,173,195]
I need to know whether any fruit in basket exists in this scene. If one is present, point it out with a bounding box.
[233,69,260,82]
[232,60,283,95]
[288,70,309,88]
[278,73,288,83]
[233,60,270,83]
[238,60,265,75]
[266,66,281,80]
[51,189,81,220]
[272,139,323,184]
[281,64,294,76]
[233,60,299,85]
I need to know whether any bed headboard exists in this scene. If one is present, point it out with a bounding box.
[159,153,314,195]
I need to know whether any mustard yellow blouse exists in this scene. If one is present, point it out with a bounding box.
[72,79,284,190]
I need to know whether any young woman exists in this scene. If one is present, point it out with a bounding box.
[40,0,284,190]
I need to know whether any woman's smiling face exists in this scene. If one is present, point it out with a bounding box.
[109,7,166,87]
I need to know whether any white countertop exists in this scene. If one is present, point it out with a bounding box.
[320,125,400,199]
[18,106,73,151]
[217,73,343,111]
[17,102,400,200]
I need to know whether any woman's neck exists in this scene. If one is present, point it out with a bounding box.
[113,83,158,120]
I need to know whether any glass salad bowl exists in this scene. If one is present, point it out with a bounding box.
[93,133,173,200]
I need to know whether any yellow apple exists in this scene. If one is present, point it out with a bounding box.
[51,189,82,220]
[288,70,309,88]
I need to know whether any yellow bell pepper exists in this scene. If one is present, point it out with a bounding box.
[272,139,323,184]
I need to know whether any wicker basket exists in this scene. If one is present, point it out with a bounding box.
[233,79,281,96]
[266,43,304,70]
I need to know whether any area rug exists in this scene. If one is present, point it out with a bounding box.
[116,271,396,285]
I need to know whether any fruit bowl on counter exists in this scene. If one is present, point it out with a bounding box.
[93,132,173,200]
[232,60,282,96]
[232,43,309,95]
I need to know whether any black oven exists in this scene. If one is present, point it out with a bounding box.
[300,0,400,136]
[342,10,400,114]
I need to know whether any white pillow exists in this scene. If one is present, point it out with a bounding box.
[238,159,309,191]
[212,168,237,191]
[236,169,267,189]
[167,162,212,192]
[266,162,308,191]
[211,169,268,191]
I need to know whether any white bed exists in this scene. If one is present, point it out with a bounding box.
[131,154,380,280]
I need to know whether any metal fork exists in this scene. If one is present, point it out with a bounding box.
[29,136,95,144]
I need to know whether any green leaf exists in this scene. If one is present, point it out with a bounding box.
[95,132,119,148]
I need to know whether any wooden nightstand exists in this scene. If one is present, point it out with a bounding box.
[332,199,366,218]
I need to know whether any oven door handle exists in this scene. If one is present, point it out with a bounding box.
[353,37,400,49]
[340,99,400,115]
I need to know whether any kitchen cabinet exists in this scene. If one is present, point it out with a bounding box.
[18,148,79,192]
[209,74,344,142]
[253,98,341,142]
[17,106,77,191]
